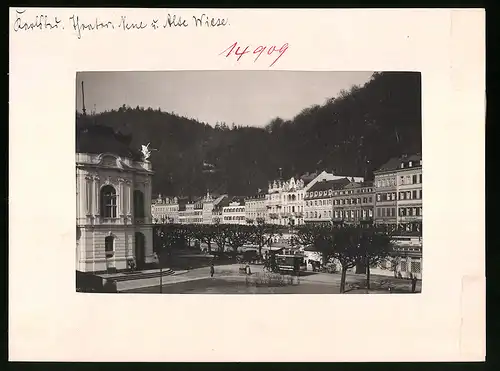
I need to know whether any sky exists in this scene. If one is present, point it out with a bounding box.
[76,71,374,128]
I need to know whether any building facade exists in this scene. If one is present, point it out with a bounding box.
[373,154,422,231]
[202,192,215,225]
[151,195,179,224]
[222,199,246,225]
[266,177,307,226]
[304,178,351,223]
[332,181,375,224]
[179,202,204,224]
[245,191,267,224]
[373,158,399,225]
[395,155,423,232]
[76,128,155,273]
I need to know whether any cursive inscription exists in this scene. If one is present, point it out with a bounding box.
[164,14,189,28]
[12,9,232,38]
[13,9,62,32]
[193,14,229,27]
[220,42,289,67]
[69,15,114,39]
[118,16,147,30]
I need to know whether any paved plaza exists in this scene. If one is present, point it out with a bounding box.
[118,263,422,294]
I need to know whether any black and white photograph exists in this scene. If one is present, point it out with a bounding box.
[75,70,422,294]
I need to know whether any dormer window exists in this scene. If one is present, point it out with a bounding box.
[400,162,405,168]
[409,161,413,167]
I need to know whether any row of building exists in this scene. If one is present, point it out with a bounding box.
[76,123,422,277]
[152,153,423,232]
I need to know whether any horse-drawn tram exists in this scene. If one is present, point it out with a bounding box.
[275,248,307,275]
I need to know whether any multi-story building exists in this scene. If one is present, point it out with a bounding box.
[332,181,375,224]
[280,177,306,226]
[76,124,155,273]
[151,195,179,224]
[267,171,365,226]
[395,154,423,232]
[245,190,267,224]
[373,153,422,231]
[372,153,423,278]
[212,195,228,224]
[266,179,284,225]
[266,177,306,226]
[222,198,246,225]
[373,158,399,225]
[201,192,215,225]
[304,178,351,223]
[179,201,203,224]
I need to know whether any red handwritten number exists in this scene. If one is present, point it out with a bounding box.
[269,43,289,67]
[219,42,237,57]
[253,46,266,62]
[220,42,288,67]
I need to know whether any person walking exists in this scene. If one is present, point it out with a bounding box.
[210,263,215,278]
[411,275,418,293]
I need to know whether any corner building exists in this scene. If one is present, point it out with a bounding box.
[76,125,155,273]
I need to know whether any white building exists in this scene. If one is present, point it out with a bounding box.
[222,199,246,225]
[304,178,351,223]
[245,190,267,224]
[265,171,364,226]
[76,125,155,273]
[151,195,179,224]
[179,202,203,224]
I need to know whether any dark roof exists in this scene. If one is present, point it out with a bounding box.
[76,123,142,161]
[374,153,422,173]
[359,180,374,187]
[343,180,373,189]
[307,178,351,192]
[215,196,231,209]
[300,172,318,184]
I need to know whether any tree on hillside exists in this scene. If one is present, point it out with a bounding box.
[250,219,283,256]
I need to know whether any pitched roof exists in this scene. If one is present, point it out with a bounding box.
[307,178,351,192]
[375,153,422,173]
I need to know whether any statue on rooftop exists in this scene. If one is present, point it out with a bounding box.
[140,143,157,161]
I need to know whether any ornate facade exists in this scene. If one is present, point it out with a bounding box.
[76,152,155,273]
[151,195,179,224]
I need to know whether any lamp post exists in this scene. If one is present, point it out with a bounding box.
[154,252,162,294]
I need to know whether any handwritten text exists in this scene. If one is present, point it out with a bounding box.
[219,42,289,67]
[13,9,63,32]
[12,9,231,38]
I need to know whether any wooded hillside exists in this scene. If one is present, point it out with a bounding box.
[76,72,421,197]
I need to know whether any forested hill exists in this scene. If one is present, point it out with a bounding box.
[76,72,421,198]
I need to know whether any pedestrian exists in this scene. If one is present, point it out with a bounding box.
[411,275,418,293]
[210,263,215,278]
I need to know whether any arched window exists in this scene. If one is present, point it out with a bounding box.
[101,185,117,218]
[134,190,145,218]
[105,236,114,258]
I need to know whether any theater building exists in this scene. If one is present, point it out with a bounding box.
[76,124,155,273]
